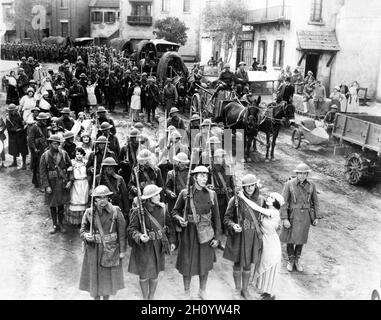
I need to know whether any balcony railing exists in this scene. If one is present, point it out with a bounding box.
[127,15,153,26]
[244,5,291,25]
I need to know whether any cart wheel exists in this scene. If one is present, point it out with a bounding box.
[292,129,302,149]
[371,289,380,300]
[344,153,371,185]
[191,93,201,114]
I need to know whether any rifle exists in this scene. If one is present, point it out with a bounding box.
[134,165,147,236]
[230,153,240,226]
[89,140,98,236]
[183,148,196,220]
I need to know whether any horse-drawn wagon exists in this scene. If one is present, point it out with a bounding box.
[332,113,381,185]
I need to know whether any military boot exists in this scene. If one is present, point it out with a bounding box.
[233,270,242,299]
[139,279,149,300]
[287,255,295,272]
[294,257,304,272]
[148,278,158,300]
[241,270,252,300]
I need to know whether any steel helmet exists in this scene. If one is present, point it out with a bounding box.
[190,114,200,122]
[208,136,221,145]
[166,125,176,132]
[223,63,230,69]
[191,166,209,175]
[6,104,17,111]
[47,134,62,143]
[214,148,227,157]
[137,149,153,161]
[61,107,71,114]
[201,119,212,127]
[92,185,113,197]
[128,128,140,138]
[51,117,59,122]
[96,106,107,113]
[141,185,163,200]
[238,61,246,66]
[169,107,179,115]
[36,113,50,120]
[63,131,75,140]
[173,152,190,163]
[100,122,113,131]
[134,122,144,130]
[169,130,182,141]
[241,174,259,187]
[96,136,108,144]
[101,157,118,166]
[26,87,35,93]
[293,163,312,173]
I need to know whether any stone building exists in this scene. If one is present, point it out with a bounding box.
[119,0,202,61]
[50,0,91,39]
[89,0,120,46]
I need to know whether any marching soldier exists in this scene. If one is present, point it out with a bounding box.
[39,134,72,234]
[127,184,176,300]
[95,157,129,220]
[79,185,126,300]
[97,122,120,157]
[172,166,222,299]
[27,112,50,188]
[62,131,77,159]
[95,106,117,136]
[167,107,186,131]
[56,107,75,131]
[86,136,117,176]
[279,163,319,273]
[187,114,201,151]
[162,78,178,114]
[223,173,265,300]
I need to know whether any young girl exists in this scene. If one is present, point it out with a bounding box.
[130,81,141,122]
[67,147,89,227]
[238,191,284,300]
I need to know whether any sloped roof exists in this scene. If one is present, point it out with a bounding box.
[297,30,340,51]
[89,0,119,8]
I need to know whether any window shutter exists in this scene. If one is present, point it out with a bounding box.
[273,40,277,67]
[280,40,285,68]
[263,40,268,67]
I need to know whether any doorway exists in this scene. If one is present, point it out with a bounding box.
[305,53,320,78]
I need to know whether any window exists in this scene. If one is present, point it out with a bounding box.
[257,40,267,66]
[91,11,102,23]
[117,11,120,20]
[104,11,116,23]
[61,22,68,37]
[60,0,67,8]
[162,0,169,12]
[133,4,151,16]
[310,0,323,22]
[183,0,190,12]
[273,40,285,67]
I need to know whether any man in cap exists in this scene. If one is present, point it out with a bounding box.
[223,173,265,299]
[172,165,222,299]
[252,57,259,71]
[97,121,120,157]
[162,78,178,114]
[17,67,29,98]
[235,61,250,97]
[62,131,77,159]
[95,157,129,220]
[79,185,126,300]
[145,76,160,123]
[95,106,117,136]
[87,135,117,176]
[323,104,338,137]
[210,63,236,102]
[39,134,72,234]
[279,163,319,273]
[5,104,28,169]
[129,149,164,205]
[56,107,75,131]
[69,78,86,116]
[121,69,133,113]
[167,107,185,131]
[28,112,50,188]
[127,184,176,300]
[276,76,294,104]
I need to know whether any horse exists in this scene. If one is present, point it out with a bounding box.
[250,101,295,161]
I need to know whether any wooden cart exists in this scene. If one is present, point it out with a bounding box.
[332,114,381,185]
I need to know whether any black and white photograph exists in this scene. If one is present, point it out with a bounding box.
[0,0,380,303]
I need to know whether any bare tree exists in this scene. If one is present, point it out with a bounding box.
[203,0,247,64]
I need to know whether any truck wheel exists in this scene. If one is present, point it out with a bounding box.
[191,93,201,114]
[344,153,370,185]
[292,129,302,149]
[371,289,380,300]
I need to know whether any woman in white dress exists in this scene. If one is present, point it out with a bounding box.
[241,191,284,300]
[346,81,360,113]
[79,132,93,161]
[67,147,89,227]
[130,82,141,122]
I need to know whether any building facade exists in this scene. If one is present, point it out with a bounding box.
[89,0,120,46]
[0,0,17,42]
[119,0,202,61]
[51,0,91,39]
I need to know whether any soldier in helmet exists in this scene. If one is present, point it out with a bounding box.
[86,135,117,176]
[95,106,117,136]
[129,149,164,205]
[27,112,50,188]
[39,134,72,234]
[127,184,176,300]
[96,121,120,157]
[279,163,319,273]
[62,131,77,159]
[56,107,75,131]
[79,185,126,300]
[95,157,129,220]
[162,78,178,114]
[187,114,200,152]
[167,107,185,131]
[223,173,265,300]
[172,165,222,299]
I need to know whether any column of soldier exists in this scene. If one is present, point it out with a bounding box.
[1,54,319,301]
